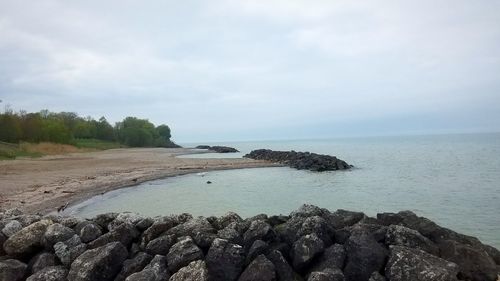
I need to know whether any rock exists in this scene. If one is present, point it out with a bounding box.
[26,266,67,281]
[292,233,325,271]
[88,222,139,249]
[206,238,245,281]
[15,215,41,227]
[196,145,239,153]
[266,250,302,281]
[385,246,459,281]
[4,208,23,218]
[238,255,276,281]
[244,149,351,171]
[60,217,85,229]
[439,240,498,281]
[215,212,243,230]
[0,259,27,281]
[28,252,58,274]
[344,230,387,281]
[68,242,128,281]
[166,236,204,273]
[78,222,102,243]
[125,255,169,281]
[53,235,86,266]
[109,213,144,231]
[3,219,53,257]
[217,224,243,245]
[166,217,215,238]
[246,240,268,265]
[243,220,276,248]
[385,224,439,256]
[2,220,23,237]
[290,204,329,218]
[140,218,178,247]
[368,272,386,281]
[0,232,6,256]
[324,210,365,230]
[169,260,208,281]
[146,235,176,256]
[268,215,289,226]
[307,268,344,281]
[136,218,154,231]
[297,216,333,246]
[115,252,153,281]
[43,223,75,249]
[193,231,217,249]
[308,244,346,275]
[92,213,119,231]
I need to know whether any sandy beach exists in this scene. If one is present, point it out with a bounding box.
[0,148,277,214]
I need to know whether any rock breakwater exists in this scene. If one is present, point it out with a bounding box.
[245,149,352,171]
[1,205,499,281]
[196,145,239,153]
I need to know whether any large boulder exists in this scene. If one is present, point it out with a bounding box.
[3,220,53,257]
[165,217,215,238]
[76,222,102,243]
[0,259,27,281]
[385,225,439,256]
[297,216,333,246]
[170,260,209,281]
[53,235,86,266]
[266,250,302,281]
[385,246,459,281]
[215,212,243,230]
[246,240,268,265]
[28,252,58,274]
[125,255,169,281]
[43,223,75,249]
[108,213,144,231]
[238,255,276,281]
[343,230,388,281]
[308,244,346,275]
[292,233,325,272]
[206,238,245,281]
[115,252,153,281]
[243,220,276,248]
[67,242,128,281]
[2,220,23,237]
[307,268,344,281]
[88,222,139,249]
[166,236,204,273]
[146,235,176,256]
[26,266,67,281]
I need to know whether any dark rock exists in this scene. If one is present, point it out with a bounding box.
[292,233,325,272]
[385,246,459,281]
[324,210,365,230]
[297,216,333,246]
[238,255,275,281]
[43,223,75,249]
[68,242,128,281]
[166,236,204,273]
[136,218,154,231]
[92,213,119,231]
[140,218,178,247]
[483,244,500,265]
[3,220,52,257]
[246,240,268,265]
[0,232,6,256]
[2,220,23,237]
[244,149,351,171]
[146,235,176,256]
[78,222,102,243]
[26,265,67,281]
[268,215,289,226]
[243,220,276,248]
[196,145,239,153]
[217,224,243,245]
[206,238,245,281]
[88,222,139,249]
[115,252,153,281]
[14,215,41,227]
[60,217,85,229]
[308,244,346,274]
[193,231,217,250]
[344,230,388,281]
[109,213,144,231]
[53,235,86,266]
[290,204,329,218]
[0,259,27,281]
[266,250,302,281]
[166,217,215,238]
[125,255,169,281]
[385,224,439,255]
[307,268,344,281]
[215,212,243,230]
[170,260,209,281]
[28,252,58,274]
[439,240,498,281]
[368,272,386,281]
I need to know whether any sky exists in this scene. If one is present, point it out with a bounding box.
[1,1,499,142]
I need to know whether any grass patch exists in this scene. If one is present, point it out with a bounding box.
[74,139,125,150]
[0,142,42,160]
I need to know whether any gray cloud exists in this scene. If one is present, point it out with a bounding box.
[1,0,499,142]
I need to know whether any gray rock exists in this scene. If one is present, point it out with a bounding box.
[146,235,176,256]
[217,224,243,245]
[115,252,153,281]
[60,217,85,229]
[68,242,128,281]
[167,236,204,273]
[79,222,102,243]
[243,220,276,248]
[266,250,302,281]
[292,233,325,271]
[92,212,119,231]
[368,272,386,281]
[308,244,346,275]
[166,217,215,238]
[43,223,75,249]
[324,210,365,230]
[0,259,27,281]
[344,230,387,281]
[439,240,498,281]
[3,219,53,257]
[136,218,154,231]
[308,268,344,281]
[246,240,268,265]
[4,208,23,218]
[215,212,243,230]
[297,216,333,246]
[169,260,209,281]
[109,213,144,231]
[238,255,276,281]
[385,246,459,281]
[88,222,139,249]
[28,252,58,274]
[54,235,86,266]
[206,238,245,281]
[385,225,439,255]
[140,217,179,247]
[0,232,6,256]
[2,220,23,237]
[26,266,67,281]
[15,215,41,227]
[125,255,169,281]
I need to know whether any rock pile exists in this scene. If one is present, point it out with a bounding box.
[1,205,499,281]
[195,145,239,153]
[245,149,352,171]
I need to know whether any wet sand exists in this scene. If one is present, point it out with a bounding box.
[0,148,278,214]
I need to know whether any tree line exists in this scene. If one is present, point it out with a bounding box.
[0,109,178,148]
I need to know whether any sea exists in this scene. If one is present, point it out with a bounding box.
[64,133,500,248]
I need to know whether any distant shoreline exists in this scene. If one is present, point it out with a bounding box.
[0,148,279,214]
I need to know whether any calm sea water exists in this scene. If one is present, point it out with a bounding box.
[65,133,500,248]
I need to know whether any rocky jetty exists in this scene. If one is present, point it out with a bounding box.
[245,149,352,171]
[196,145,239,153]
[1,205,499,281]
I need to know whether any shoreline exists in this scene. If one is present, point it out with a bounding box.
[0,148,280,214]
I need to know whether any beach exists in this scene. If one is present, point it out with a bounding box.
[0,148,277,214]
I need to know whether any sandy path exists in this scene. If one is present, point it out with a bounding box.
[0,148,278,214]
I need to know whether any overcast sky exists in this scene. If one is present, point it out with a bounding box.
[1,1,499,142]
